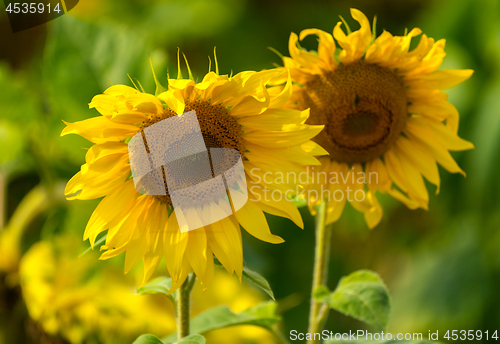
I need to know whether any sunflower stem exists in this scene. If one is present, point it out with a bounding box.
[176,273,196,339]
[307,202,331,344]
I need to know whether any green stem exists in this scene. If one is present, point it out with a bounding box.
[315,303,330,334]
[307,202,331,344]
[176,273,196,339]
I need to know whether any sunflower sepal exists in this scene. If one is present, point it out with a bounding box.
[149,56,168,97]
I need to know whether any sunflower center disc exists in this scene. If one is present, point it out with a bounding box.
[140,100,243,205]
[302,60,408,163]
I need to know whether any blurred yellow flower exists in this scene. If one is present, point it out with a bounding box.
[0,230,20,275]
[18,236,277,344]
[276,8,474,228]
[61,64,324,291]
[19,237,174,344]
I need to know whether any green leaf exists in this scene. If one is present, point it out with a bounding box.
[214,261,275,300]
[242,266,275,300]
[192,301,280,332]
[133,334,164,344]
[323,270,391,331]
[313,285,330,303]
[164,301,280,342]
[174,334,206,344]
[136,276,176,303]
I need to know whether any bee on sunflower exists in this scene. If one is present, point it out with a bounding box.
[275,8,474,228]
[61,55,325,292]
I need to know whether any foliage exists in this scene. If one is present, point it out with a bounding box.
[316,270,391,331]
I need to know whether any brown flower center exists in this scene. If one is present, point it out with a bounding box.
[302,60,408,163]
[139,100,243,206]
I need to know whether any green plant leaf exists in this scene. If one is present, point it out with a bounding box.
[313,284,330,303]
[242,266,275,300]
[164,301,280,342]
[321,270,391,331]
[174,334,206,344]
[133,334,164,344]
[191,301,280,332]
[136,276,176,303]
[214,261,275,300]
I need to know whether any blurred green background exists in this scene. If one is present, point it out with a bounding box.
[0,0,499,343]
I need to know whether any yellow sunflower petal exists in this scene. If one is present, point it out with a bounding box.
[244,124,324,148]
[387,188,420,209]
[363,192,383,229]
[407,69,474,90]
[239,108,309,131]
[126,93,164,114]
[229,87,270,118]
[83,180,138,246]
[334,8,372,64]
[185,227,208,286]
[209,217,243,277]
[157,90,185,115]
[249,187,304,228]
[104,85,140,96]
[99,196,149,261]
[85,142,129,164]
[365,158,392,193]
[142,203,168,284]
[201,247,215,291]
[406,116,474,151]
[299,28,337,70]
[408,97,460,133]
[207,224,233,275]
[384,148,429,209]
[395,136,441,192]
[61,117,139,143]
[325,198,346,224]
[404,122,467,176]
[268,73,294,109]
[167,258,191,294]
[234,201,284,244]
[164,213,189,282]
[214,217,243,279]
[123,198,160,274]
[88,94,117,116]
[65,163,129,200]
[288,32,323,71]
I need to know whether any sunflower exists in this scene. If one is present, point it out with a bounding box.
[275,8,474,228]
[61,58,324,291]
